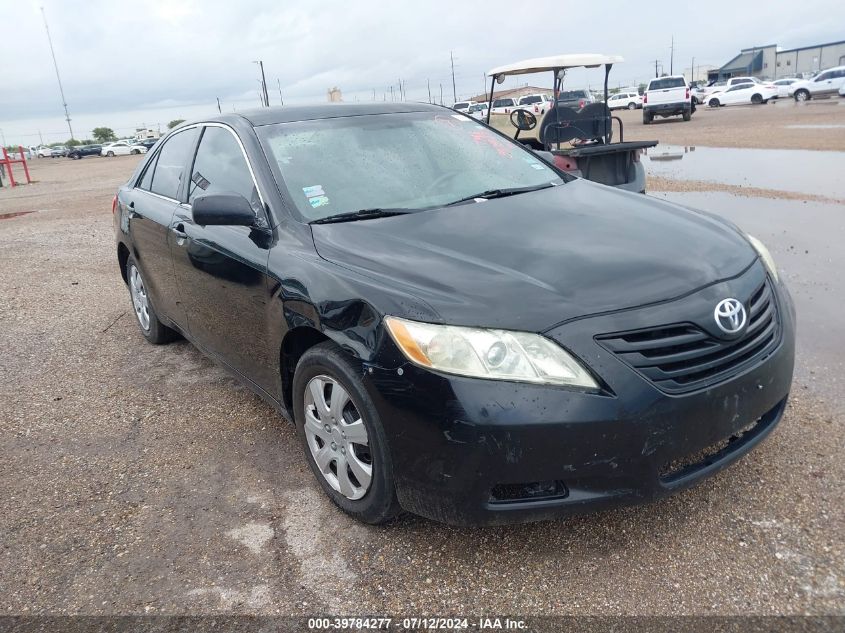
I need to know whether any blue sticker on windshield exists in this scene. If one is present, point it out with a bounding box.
[303,185,325,198]
[309,195,329,208]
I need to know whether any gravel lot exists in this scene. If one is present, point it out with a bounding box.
[1,103,843,617]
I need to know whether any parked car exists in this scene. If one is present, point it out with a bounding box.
[517,93,553,115]
[555,89,596,110]
[788,66,845,101]
[114,103,793,526]
[36,146,53,158]
[133,138,159,150]
[50,146,67,158]
[706,82,778,107]
[642,75,693,123]
[490,97,518,114]
[101,141,147,157]
[66,144,103,159]
[606,91,642,110]
[452,101,475,113]
[840,83,845,97]
[772,78,800,98]
[467,103,489,120]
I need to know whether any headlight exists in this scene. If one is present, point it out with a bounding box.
[384,316,598,389]
[746,234,779,282]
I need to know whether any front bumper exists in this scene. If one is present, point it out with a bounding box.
[366,265,796,526]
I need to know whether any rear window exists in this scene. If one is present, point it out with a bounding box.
[492,99,514,107]
[454,102,469,109]
[557,90,587,100]
[648,77,686,90]
[519,95,543,104]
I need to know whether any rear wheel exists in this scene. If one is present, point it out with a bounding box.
[794,89,810,102]
[107,151,114,157]
[125,256,176,345]
[627,102,636,110]
[293,341,401,524]
[642,111,653,124]
[751,93,763,105]
[682,109,692,121]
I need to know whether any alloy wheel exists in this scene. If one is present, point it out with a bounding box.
[303,375,372,500]
[129,265,151,331]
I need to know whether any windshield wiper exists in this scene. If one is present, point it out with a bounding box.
[310,208,416,225]
[444,183,556,207]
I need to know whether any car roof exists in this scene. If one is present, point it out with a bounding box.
[217,102,444,127]
[488,54,624,76]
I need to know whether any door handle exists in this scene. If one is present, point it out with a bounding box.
[171,223,187,239]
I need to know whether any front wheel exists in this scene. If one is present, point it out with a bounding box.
[751,93,763,105]
[627,102,636,110]
[293,341,401,524]
[709,98,720,107]
[107,151,114,157]
[794,89,810,102]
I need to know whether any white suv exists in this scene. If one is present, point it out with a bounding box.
[642,75,692,124]
[607,92,642,110]
[788,66,845,101]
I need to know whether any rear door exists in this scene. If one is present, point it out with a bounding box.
[169,124,276,391]
[123,127,200,329]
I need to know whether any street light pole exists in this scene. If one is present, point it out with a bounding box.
[40,6,74,140]
[253,61,269,106]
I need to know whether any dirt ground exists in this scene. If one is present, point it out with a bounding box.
[618,98,845,151]
[0,104,843,618]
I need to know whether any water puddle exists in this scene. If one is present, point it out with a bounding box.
[0,210,35,220]
[643,145,845,198]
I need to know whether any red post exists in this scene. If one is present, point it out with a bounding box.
[18,146,31,184]
[2,148,16,187]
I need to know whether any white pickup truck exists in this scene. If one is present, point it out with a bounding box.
[642,75,693,124]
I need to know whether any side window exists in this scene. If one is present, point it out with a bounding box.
[188,126,259,208]
[150,128,199,200]
[138,153,158,191]
[815,72,830,82]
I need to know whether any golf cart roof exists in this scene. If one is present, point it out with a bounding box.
[488,54,624,77]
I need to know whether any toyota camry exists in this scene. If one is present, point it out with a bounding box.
[113,103,795,525]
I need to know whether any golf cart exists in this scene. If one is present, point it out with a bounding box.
[485,54,658,193]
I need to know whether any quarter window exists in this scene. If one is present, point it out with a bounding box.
[188,126,259,208]
[149,128,200,200]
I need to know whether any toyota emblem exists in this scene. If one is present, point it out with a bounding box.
[714,298,747,335]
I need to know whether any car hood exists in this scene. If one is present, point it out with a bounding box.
[311,180,756,332]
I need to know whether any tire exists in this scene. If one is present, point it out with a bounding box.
[642,112,653,125]
[131,149,139,155]
[107,151,114,157]
[794,89,810,102]
[293,341,401,524]
[751,93,763,105]
[627,102,636,110]
[709,98,720,108]
[682,109,691,121]
[125,255,176,345]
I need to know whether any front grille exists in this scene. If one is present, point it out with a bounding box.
[596,278,780,394]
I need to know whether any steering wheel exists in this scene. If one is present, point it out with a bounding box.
[510,108,537,131]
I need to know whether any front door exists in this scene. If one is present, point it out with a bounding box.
[169,125,276,393]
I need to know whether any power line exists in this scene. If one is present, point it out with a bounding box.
[40,6,74,140]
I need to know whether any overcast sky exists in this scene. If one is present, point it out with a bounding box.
[1,0,843,144]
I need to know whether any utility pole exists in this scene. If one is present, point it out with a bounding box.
[450,51,457,103]
[373,88,376,101]
[253,61,269,106]
[40,6,74,140]
[670,35,675,75]
[390,85,394,101]
[427,79,431,104]
[216,97,222,114]
[691,56,695,81]
[439,83,443,105]
[0,128,6,148]
[277,79,284,105]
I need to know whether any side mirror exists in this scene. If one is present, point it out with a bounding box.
[192,193,256,227]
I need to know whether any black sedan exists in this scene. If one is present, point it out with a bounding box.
[66,144,103,159]
[113,103,795,526]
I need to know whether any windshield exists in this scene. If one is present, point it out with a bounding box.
[258,111,563,222]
